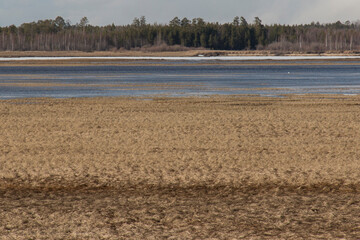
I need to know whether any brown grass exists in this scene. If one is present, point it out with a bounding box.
[3,59,360,68]
[1,49,360,58]
[1,95,360,239]
[0,50,208,58]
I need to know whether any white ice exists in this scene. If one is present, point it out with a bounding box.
[1,56,360,61]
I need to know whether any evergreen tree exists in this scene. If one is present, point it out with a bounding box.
[1,16,360,52]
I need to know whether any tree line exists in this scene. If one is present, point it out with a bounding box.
[1,16,360,52]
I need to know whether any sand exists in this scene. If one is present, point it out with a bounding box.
[1,95,360,239]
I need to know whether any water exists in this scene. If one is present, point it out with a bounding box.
[1,60,360,99]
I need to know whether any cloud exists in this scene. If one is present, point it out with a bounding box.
[284,0,360,24]
[1,0,360,27]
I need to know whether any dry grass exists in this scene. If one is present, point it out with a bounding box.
[1,50,360,58]
[0,50,209,58]
[3,59,360,68]
[1,95,360,239]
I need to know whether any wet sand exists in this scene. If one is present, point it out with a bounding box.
[1,95,360,239]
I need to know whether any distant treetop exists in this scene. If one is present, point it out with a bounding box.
[1,16,359,52]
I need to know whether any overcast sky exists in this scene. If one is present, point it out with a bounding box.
[1,0,360,26]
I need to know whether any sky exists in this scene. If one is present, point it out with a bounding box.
[1,0,360,27]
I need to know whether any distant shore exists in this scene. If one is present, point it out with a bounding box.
[1,50,360,67]
[1,50,360,58]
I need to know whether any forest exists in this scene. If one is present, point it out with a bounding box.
[1,16,360,52]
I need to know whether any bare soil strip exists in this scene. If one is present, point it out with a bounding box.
[1,95,360,239]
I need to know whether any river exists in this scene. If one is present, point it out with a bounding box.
[1,58,360,98]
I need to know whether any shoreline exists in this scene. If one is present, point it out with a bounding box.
[3,55,360,61]
[1,53,360,67]
[1,50,360,58]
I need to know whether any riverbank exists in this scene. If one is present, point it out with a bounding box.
[1,50,360,58]
[1,95,360,238]
[2,54,360,68]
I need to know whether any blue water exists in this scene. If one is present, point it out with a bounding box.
[1,62,360,98]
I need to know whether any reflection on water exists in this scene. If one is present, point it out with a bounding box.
[1,61,360,99]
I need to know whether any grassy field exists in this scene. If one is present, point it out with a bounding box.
[1,95,360,239]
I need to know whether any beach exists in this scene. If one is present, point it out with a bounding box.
[1,95,360,239]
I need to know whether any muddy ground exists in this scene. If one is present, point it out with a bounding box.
[1,95,360,239]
